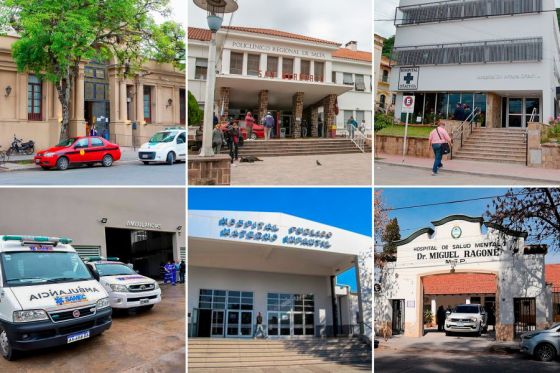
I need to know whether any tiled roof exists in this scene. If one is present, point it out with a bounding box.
[423,273,497,295]
[188,27,212,42]
[546,264,560,289]
[222,26,340,46]
[332,48,372,62]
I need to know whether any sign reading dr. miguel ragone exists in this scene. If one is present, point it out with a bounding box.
[412,241,502,265]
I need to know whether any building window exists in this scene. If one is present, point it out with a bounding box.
[247,54,260,76]
[143,86,152,123]
[300,60,311,80]
[392,94,397,105]
[382,70,389,82]
[91,138,104,147]
[355,110,365,123]
[343,73,354,85]
[266,56,278,77]
[355,74,366,91]
[282,58,294,78]
[315,61,324,82]
[380,95,386,108]
[344,110,354,122]
[27,75,42,121]
[230,52,243,75]
[195,58,208,80]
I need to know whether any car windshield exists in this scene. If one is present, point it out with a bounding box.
[1,251,93,287]
[95,263,136,276]
[149,132,175,143]
[454,305,479,313]
[56,138,78,147]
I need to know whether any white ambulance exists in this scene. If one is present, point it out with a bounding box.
[0,235,112,360]
[84,258,161,311]
[138,128,186,165]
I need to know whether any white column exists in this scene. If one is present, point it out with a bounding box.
[222,49,231,75]
[294,57,301,77]
[431,298,437,320]
[466,298,471,304]
[200,33,218,156]
[259,53,267,76]
[242,52,248,76]
[542,88,553,127]
[325,61,333,83]
[310,61,315,79]
[278,56,283,77]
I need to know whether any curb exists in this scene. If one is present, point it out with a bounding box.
[0,159,140,172]
[375,159,560,184]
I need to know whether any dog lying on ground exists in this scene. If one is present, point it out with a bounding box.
[240,156,263,163]
[381,324,392,341]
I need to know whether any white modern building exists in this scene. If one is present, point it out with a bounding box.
[390,0,560,128]
[188,210,372,340]
[375,215,554,342]
[188,26,372,137]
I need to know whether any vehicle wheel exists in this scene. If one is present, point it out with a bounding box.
[166,151,175,165]
[25,146,34,155]
[102,154,113,167]
[143,161,149,165]
[250,133,257,140]
[56,156,69,171]
[6,148,13,156]
[534,343,557,362]
[0,325,17,361]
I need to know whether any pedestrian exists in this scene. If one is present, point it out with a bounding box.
[254,312,267,339]
[175,260,181,281]
[228,121,240,164]
[179,260,186,284]
[347,116,358,137]
[464,104,472,120]
[263,112,275,140]
[89,125,98,136]
[164,260,176,286]
[213,113,219,126]
[301,120,308,137]
[359,120,366,134]
[428,121,452,176]
[453,103,464,121]
[245,111,255,140]
[436,305,446,332]
[224,121,233,151]
[212,124,224,154]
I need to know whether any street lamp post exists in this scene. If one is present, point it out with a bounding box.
[194,0,239,157]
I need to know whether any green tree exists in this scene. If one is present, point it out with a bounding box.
[0,0,185,141]
[382,35,395,58]
[188,90,203,126]
[382,218,401,256]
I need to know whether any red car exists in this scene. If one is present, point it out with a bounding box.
[34,136,121,170]
[219,122,265,140]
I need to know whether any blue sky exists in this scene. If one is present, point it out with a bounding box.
[188,188,372,291]
[378,188,560,264]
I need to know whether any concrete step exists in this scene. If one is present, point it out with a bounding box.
[465,135,526,142]
[453,154,526,164]
[458,147,525,155]
[188,359,372,369]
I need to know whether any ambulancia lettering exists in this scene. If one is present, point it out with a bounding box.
[29,286,100,301]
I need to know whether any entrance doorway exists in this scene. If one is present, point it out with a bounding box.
[267,293,315,337]
[196,289,254,338]
[280,112,292,138]
[197,309,211,337]
[226,310,253,337]
[514,297,536,338]
[502,97,540,128]
[105,228,175,279]
[391,299,405,335]
[212,310,225,337]
[85,101,110,138]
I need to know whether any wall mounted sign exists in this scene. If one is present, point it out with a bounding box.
[126,221,162,230]
[229,41,327,59]
[219,217,279,243]
[398,67,419,90]
[412,241,502,265]
[282,226,333,248]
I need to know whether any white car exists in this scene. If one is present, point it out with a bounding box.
[138,128,186,165]
[85,259,161,311]
[445,304,488,336]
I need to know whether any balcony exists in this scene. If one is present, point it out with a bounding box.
[392,37,542,66]
[395,0,543,26]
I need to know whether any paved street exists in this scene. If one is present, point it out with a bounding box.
[375,332,559,373]
[231,153,372,185]
[0,161,185,185]
[0,284,185,373]
[374,163,545,186]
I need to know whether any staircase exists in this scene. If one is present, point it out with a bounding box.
[220,138,371,157]
[188,337,372,371]
[453,127,527,164]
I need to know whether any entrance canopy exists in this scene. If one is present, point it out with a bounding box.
[216,75,352,110]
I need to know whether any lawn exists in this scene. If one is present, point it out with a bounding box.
[377,125,434,138]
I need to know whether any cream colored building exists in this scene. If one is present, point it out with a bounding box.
[376,56,395,113]
[0,35,186,150]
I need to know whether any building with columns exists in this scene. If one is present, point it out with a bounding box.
[188,26,372,137]
[0,34,185,150]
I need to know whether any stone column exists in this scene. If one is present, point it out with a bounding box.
[220,87,230,120]
[311,106,319,138]
[292,92,304,139]
[257,90,268,123]
[69,64,86,137]
[323,94,337,138]
[120,81,128,122]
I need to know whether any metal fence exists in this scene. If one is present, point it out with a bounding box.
[513,297,536,338]
[395,0,543,26]
[553,287,560,323]
[392,37,542,66]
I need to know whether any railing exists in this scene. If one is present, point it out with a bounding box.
[450,107,480,159]
[395,0,543,26]
[345,124,367,152]
[526,108,537,166]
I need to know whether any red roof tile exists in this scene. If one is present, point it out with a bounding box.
[188,27,212,42]
[222,26,340,46]
[423,273,497,295]
[546,264,560,288]
[332,48,372,62]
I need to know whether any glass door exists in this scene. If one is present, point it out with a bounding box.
[226,310,253,337]
[280,311,291,336]
[240,311,253,336]
[268,312,279,336]
[226,311,239,337]
[507,98,523,127]
[211,310,224,337]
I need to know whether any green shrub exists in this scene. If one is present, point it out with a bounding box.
[188,90,203,126]
[374,113,394,132]
[424,309,433,325]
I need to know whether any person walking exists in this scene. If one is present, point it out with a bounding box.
[453,103,464,121]
[89,125,98,136]
[254,312,267,339]
[359,119,366,134]
[179,260,186,284]
[245,112,255,140]
[228,122,240,163]
[436,305,446,332]
[163,261,176,285]
[263,112,275,140]
[212,124,224,154]
[347,116,358,137]
[213,113,219,126]
[428,121,452,176]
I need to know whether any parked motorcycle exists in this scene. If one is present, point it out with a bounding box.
[7,135,35,155]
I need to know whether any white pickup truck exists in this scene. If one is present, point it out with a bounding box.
[445,304,488,336]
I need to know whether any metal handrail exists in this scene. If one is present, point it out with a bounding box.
[529,107,538,123]
[346,124,366,153]
[450,107,480,159]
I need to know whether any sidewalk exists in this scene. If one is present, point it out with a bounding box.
[0,147,139,171]
[375,153,560,183]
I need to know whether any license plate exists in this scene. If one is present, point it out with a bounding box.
[457,322,463,327]
[141,154,149,159]
[67,330,90,344]
[140,299,149,305]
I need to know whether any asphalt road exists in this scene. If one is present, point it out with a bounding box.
[374,163,544,186]
[0,161,185,185]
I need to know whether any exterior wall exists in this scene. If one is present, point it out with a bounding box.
[0,188,185,261]
[374,35,384,98]
[189,266,334,336]
[187,40,210,109]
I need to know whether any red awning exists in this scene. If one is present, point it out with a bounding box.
[423,273,497,295]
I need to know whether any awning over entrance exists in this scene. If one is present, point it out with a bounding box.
[423,273,497,295]
[189,237,356,277]
[216,75,352,110]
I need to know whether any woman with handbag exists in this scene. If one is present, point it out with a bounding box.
[428,121,452,176]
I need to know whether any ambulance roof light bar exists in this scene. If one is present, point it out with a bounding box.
[2,235,73,246]
[84,256,120,262]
